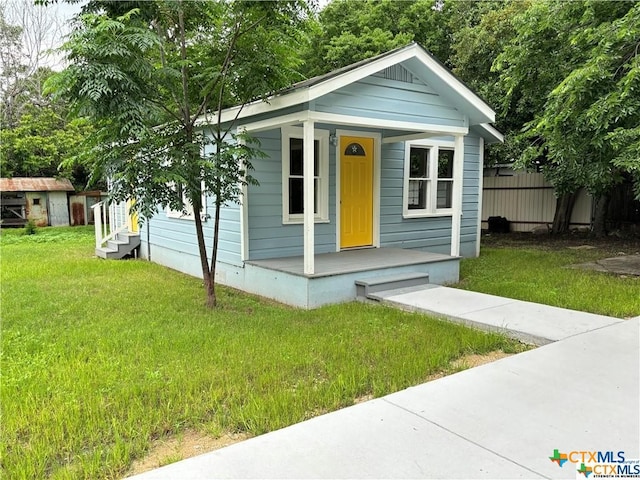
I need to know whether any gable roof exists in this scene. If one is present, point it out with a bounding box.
[0,177,75,192]
[212,43,497,129]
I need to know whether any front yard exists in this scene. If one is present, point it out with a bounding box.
[457,232,640,318]
[0,227,523,479]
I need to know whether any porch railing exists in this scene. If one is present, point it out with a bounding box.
[91,200,132,248]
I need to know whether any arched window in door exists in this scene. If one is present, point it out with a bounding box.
[344,142,366,156]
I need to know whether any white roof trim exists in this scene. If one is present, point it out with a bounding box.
[411,48,495,123]
[475,123,504,144]
[201,43,496,127]
[238,110,469,139]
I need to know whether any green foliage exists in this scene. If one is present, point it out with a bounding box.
[1,227,523,478]
[0,102,93,187]
[48,1,313,306]
[495,0,640,199]
[304,0,452,76]
[23,219,37,235]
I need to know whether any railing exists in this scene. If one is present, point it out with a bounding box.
[91,200,132,248]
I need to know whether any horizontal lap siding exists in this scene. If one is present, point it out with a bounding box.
[315,76,465,128]
[146,198,242,267]
[247,130,337,260]
[460,136,481,257]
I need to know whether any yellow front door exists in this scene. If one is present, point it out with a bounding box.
[340,136,374,248]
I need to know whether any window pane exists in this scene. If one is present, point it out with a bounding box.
[290,138,303,176]
[408,179,427,210]
[437,180,452,208]
[314,178,319,213]
[289,178,303,214]
[290,138,320,176]
[289,179,320,215]
[438,149,454,179]
[409,147,429,178]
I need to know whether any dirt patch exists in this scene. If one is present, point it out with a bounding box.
[127,431,251,477]
[481,231,640,256]
[425,350,514,382]
[568,254,640,277]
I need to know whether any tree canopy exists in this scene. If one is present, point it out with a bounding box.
[48,0,312,307]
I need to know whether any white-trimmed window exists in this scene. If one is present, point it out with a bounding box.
[403,140,456,217]
[282,127,329,224]
[166,184,207,220]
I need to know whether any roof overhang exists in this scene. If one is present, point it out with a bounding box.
[237,110,469,142]
[471,123,504,144]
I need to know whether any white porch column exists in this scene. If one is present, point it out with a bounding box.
[451,135,465,257]
[476,137,485,257]
[303,120,315,275]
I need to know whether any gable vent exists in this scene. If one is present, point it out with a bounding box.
[375,65,414,83]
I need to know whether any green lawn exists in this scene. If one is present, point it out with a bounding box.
[456,237,640,318]
[0,227,524,479]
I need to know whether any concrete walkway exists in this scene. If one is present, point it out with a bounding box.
[127,289,639,480]
[370,285,624,345]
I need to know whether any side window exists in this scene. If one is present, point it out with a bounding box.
[287,138,320,216]
[282,127,329,224]
[403,142,456,216]
[166,184,207,220]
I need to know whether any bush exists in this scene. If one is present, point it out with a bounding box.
[23,220,37,235]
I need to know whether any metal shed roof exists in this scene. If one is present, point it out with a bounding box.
[0,177,75,192]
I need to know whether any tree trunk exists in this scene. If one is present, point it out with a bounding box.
[592,193,610,238]
[208,195,222,309]
[193,199,216,308]
[551,192,578,234]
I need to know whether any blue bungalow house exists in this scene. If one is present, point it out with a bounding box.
[97,43,502,308]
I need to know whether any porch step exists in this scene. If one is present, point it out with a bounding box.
[96,231,140,259]
[355,272,430,299]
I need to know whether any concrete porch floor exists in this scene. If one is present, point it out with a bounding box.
[246,247,457,278]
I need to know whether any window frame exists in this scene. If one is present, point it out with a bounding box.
[281,126,330,224]
[166,183,208,221]
[403,139,456,218]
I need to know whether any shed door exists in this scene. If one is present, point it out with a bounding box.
[340,136,374,249]
[47,192,70,226]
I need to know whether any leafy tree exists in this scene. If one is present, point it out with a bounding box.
[48,0,311,307]
[496,0,639,235]
[0,1,62,128]
[0,5,92,188]
[304,0,452,77]
[0,99,93,187]
[448,1,530,167]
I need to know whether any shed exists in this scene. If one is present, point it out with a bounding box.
[1,177,75,227]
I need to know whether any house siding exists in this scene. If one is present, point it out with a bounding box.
[143,194,243,268]
[315,75,466,128]
[247,128,337,260]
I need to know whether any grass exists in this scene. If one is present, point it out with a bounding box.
[456,233,640,318]
[0,226,525,479]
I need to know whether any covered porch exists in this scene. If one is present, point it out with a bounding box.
[239,247,459,308]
